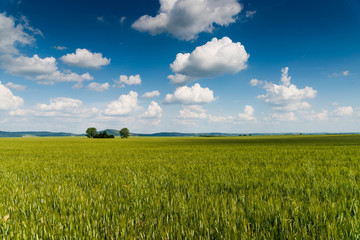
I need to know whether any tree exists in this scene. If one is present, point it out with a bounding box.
[120,128,130,138]
[86,127,97,138]
[94,131,115,138]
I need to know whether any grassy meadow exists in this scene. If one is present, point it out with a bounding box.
[1,135,360,239]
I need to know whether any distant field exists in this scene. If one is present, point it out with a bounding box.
[1,135,360,239]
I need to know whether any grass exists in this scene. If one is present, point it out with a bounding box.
[0,135,360,239]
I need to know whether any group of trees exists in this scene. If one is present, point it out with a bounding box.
[86,127,129,139]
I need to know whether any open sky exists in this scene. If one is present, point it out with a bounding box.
[0,0,359,134]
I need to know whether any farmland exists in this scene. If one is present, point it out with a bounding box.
[1,135,360,239]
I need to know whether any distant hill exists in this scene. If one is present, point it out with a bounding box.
[100,130,235,137]
[100,129,120,136]
[131,132,240,137]
[0,131,83,138]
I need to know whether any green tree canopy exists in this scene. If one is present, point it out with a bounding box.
[94,131,115,138]
[86,127,97,138]
[119,128,130,138]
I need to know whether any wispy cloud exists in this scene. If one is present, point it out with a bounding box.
[329,70,350,77]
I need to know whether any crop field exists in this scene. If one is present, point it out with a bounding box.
[1,135,360,239]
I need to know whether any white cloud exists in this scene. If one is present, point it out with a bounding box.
[97,16,106,23]
[0,81,24,110]
[333,106,353,117]
[305,110,329,121]
[250,78,261,86]
[164,83,215,105]
[114,74,141,88]
[173,119,196,125]
[104,91,139,115]
[252,67,317,112]
[209,115,234,123]
[35,71,93,85]
[132,0,242,40]
[178,105,207,119]
[8,108,26,116]
[0,13,34,54]
[0,54,57,76]
[143,101,163,118]
[53,46,67,50]
[32,97,98,117]
[272,102,312,112]
[5,82,26,91]
[60,48,110,69]
[208,115,233,123]
[168,37,249,85]
[271,112,297,121]
[280,67,291,87]
[86,82,110,92]
[35,97,82,112]
[0,54,93,86]
[142,90,160,98]
[245,10,256,18]
[238,105,256,121]
[329,70,350,77]
[120,16,126,25]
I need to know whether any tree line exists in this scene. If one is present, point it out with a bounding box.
[86,128,129,139]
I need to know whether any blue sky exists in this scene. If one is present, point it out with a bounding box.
[0,0,359,133]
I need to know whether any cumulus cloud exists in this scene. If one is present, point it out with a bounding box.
[0,13,34,54]
[104,91,139,115]
[280,67,291,87]
[35,71,93,86]
[86,82,110,92]
[8,108,27,116]
[238,105,256,121]
[304,110,329,121]
[0,54,93,86]
[252,67,317,112]
[208,115,233,123]
[177,105,237,124]
[250,78,262,86]
[60,48,110,69]
[271,112,297,121]
[32,97,98,117]
[132,0,242,40]
[178,105,207,119]
[0,81,24,110]
[5,82,27,91]
[0,54,57,76]
[143,101,163,118]
[168,37,249,85]
[142,90,160,98]
[333,106,353,117]
[114,74,141,88]
[317,110,329,121]
[164,83,215,105]
[35,97,82,112]
[300,107,353,122]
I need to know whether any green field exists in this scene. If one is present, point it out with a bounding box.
[1,135,360,239]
